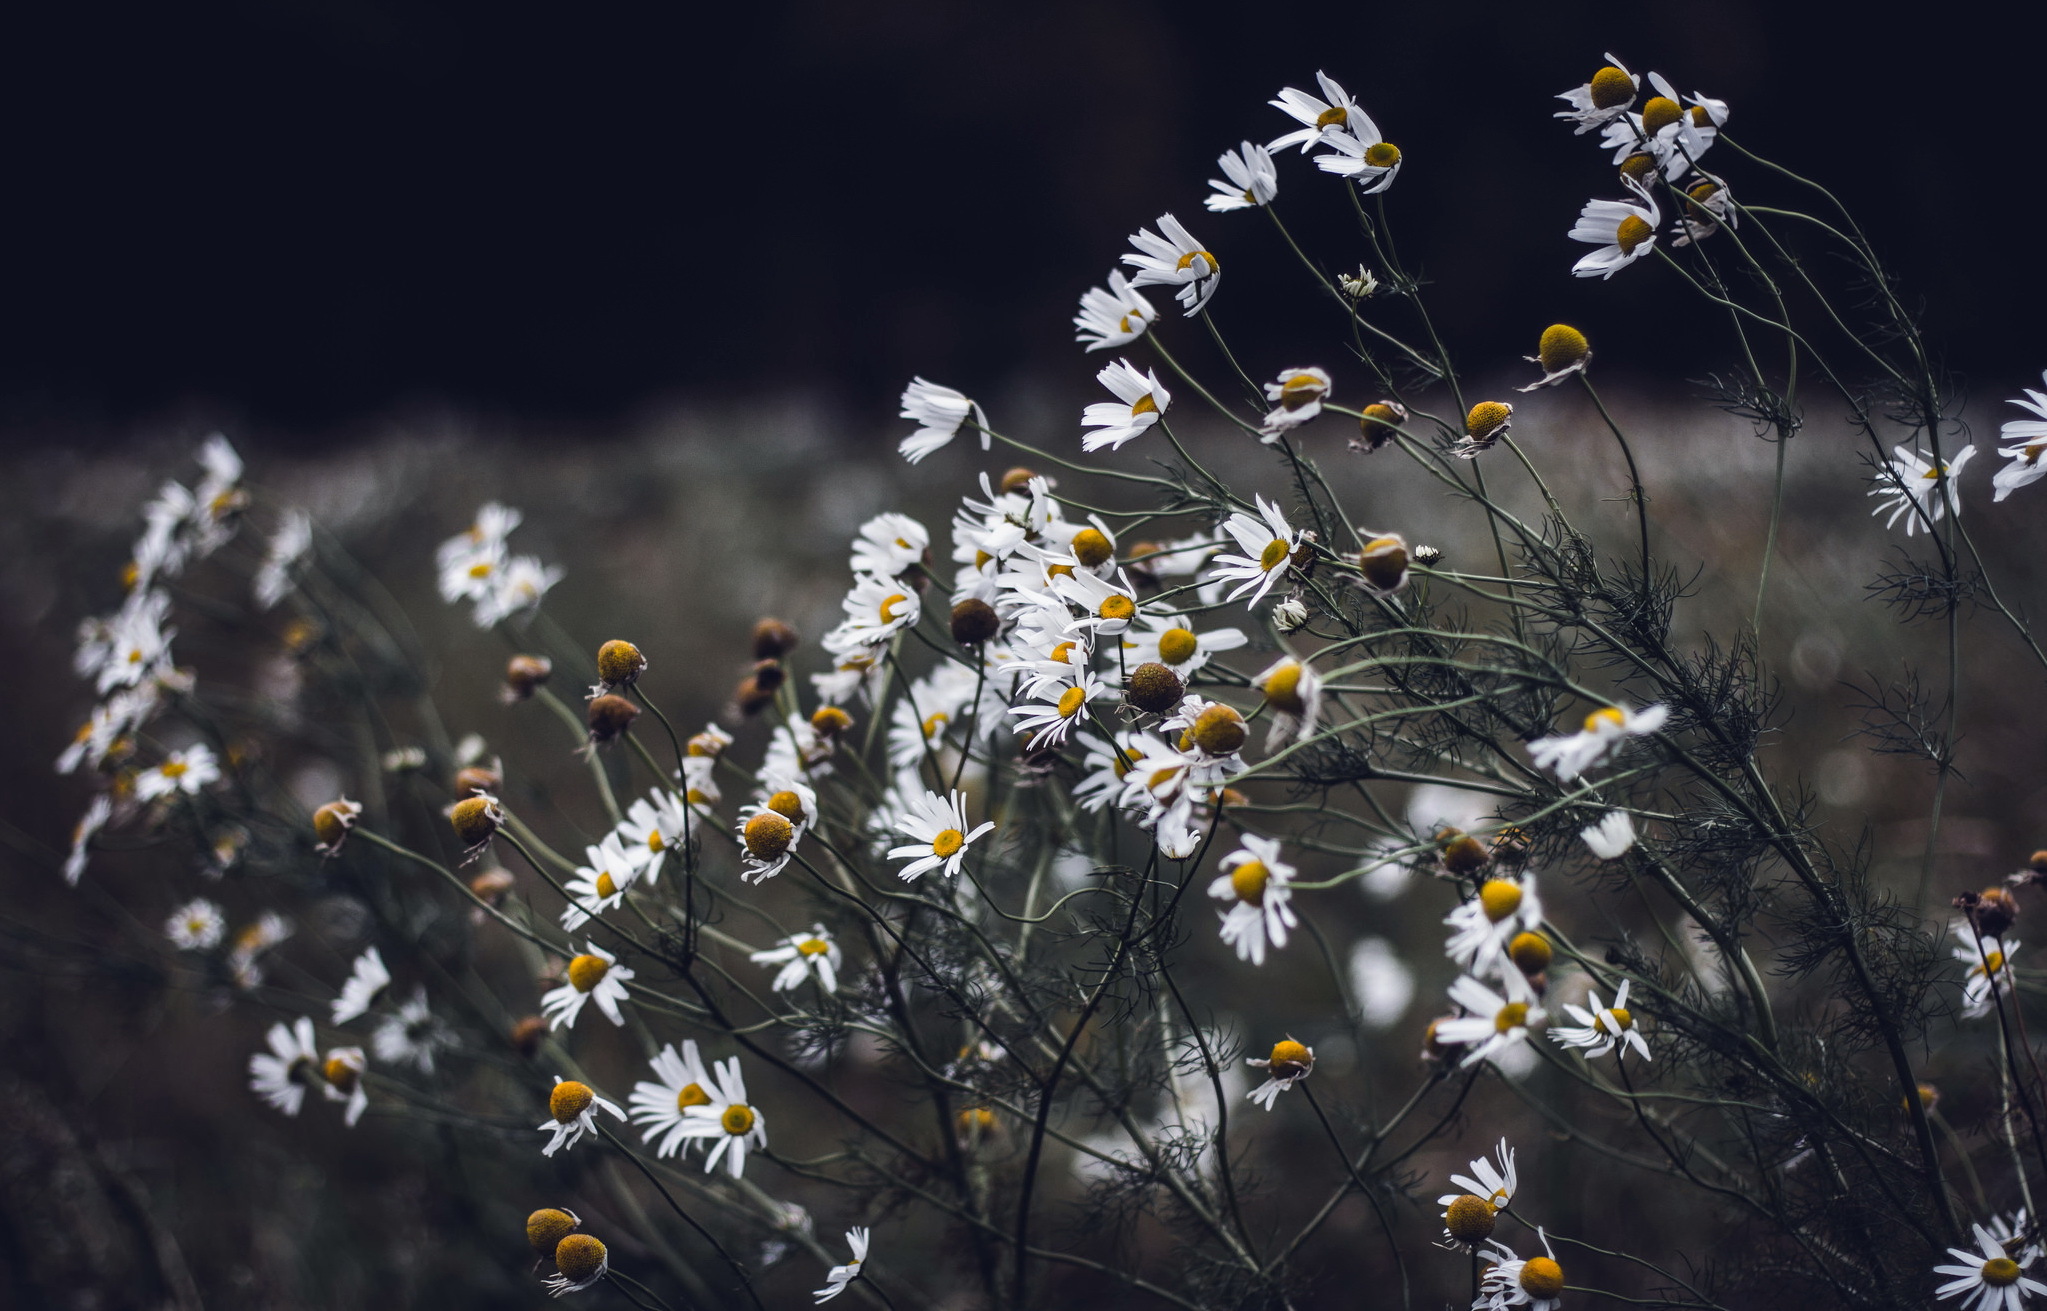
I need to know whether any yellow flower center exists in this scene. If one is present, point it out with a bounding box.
[1157,627,1198,665]
[1097,594,1135,622]
[1615,214,1653,255]
[1466,401,1511,439]
[744,811,795,860]
[323,1056,359,1091]
[467,560,493,579]
[768,789,807,823]
[1537,324,1589,373]
[1363,141,1400,168]
[1583,706,1628,733]
[1619,152,1657,184]
[1444,1194,1497,1243]
[1257,538,1292,572]
[646,830,665,853]
[1048,640,1077,665]
[1981,950,2008,975]
[160,759,189,779]
[721,1103,757,1135]
[1494,1002,1531,1033]
[594,871,618,899]
[555,1234,607,1282]
[1071,528,1114,566]
[1594,1007,1636,1033]
[1268,1038,1312,1070]
[1984,1257,2023,1287]
[1479,879,1524,922]
[1191,703,1248,756]
[1519,1256,1565,1299]
[797,937,831,957]
[1589,65,1634,110]
[1315,105,1348,128]
[1640,96,1682,134]
[1174,250,1218,275]
[1262,661,1306,713]
[550,1080,595,1123]
[1056,686,1087,718]
[1509,931,1552,975]
[1230,859,1271,905]
[1131,393,1159,416]
[2025,443,2046,466]
[1280,373,1324,407]
[922,712,949,740]
[878,592,910,623]
[567,954,610,993]
[676,1081,711,1110]
[931,828,966,858]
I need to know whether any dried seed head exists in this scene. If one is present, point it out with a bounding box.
[950,598,1000,646]
[1071,528,1114,568]
[1618,152,1657,185]
[751,618,801,660]
[586,695,640,743]
[454,764,502,797]
[1964,886,2021,938]
[744,811,796,861]
[1444,1194,1497,1243]
[1266,1039,1314,1079]
[1466,401,1513,442]
[469,867,515,904]
[1439,828,1492,877]
[1520,1257,1565,1299]
[511,1015,548,1057]
[1589,64,1635,109]
[1358,534,1410,594]
[595,640,646,689]
[527,1208,581,1255]
[1508,930,1552,975]
[450,794,503,847]
[750,659,787,693]
[767,790,807,824]
[733,676,776,717]
[811,705,854,737]
[503,654,553,702]
[566,954,610,993]
[1640,95,1682,134]
[1126,662,1185,714]
[999,467,1038,494]
[1537,324,1590,374]
[1191,704,1248,756]
[550,1080,595,1123]
[312,799,362,852]
[553,1233,608,1284]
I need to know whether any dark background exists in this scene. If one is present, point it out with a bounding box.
[4,1,2041,443]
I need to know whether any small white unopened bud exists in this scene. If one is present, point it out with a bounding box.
[1272,597,1309,633]
[1412,544,1443,565]
[1338,266,1380,298]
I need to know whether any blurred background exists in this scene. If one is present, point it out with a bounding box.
[4,2,2045,1308]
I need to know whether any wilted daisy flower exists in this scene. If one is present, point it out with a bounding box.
[1313,123,1402,194]
[1436,975,1546,1068]
[1210,495,1303,607]
[1519,324,1592,391]
[165,897,226,950]
[1987,1212,2044,1268]
[813,1227,871,1303]
[1245,1037,1314,1110]
[1074,270,1159,352]
[1673,173,1738,246]
[1528,702,1668,780]
[1439,1138,1519,1214]
[1122,213,1221,316]
[1580,810,1636,860]
[751,925,842,993]
[888,788,994,880]
[1354,532,1411,595]
[252,508,313,610]
[1555,55,1638,133]
[1259,367,1331,441]
[1569,181,1660,279]
[1268,70,1362,152]
[1955,920,2019,1020]
[1444,873,1544,976]
[541,943,635,1029]
[1255,656,1323,749]
[849,513,929,580]
[1209,835,1298,966]
[320,1047,369,1127]
[135,744,220,802]
[545,1233,610,1298]
[372,987,454,1073]
[1081,359,1172,452]
[1456,401,1515,459]
[828,573,922,649]
[561,836,638,931]
[630,1040,717,1158]
[1554,979,1651,1061]
[331,946,391,1024]
[1935,1223,2047,1311]
[249,1016,322,1117]
[677,1056,768,1177]
[1871,443,1977,536]
[1482,1231,1566,1311]
[898,378,988,463]
[538,1076,626,1157]
[1205,141,1278,212]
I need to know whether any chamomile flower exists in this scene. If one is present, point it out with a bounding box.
[1553,979,1650,1061]
[135,744,220,802]
[1994,372,2047,502]
[86,589,175,694]
[249,1016,322,1117]
[331,946,391,1024]
[1208,835,1298,966]
[1580,810,1636,860]
[1869,441,1978,537]
[546,1234,610,1297]
[1269,71,1363,152]
[676,1056,768,1178]
[1210,495,1303,607]
[1569,180,1660,279]
[473,555,563,628]
[1528,703,1668,781]
[1956,920,2019,1020]
[1935,1223,2047,1311]
[888,788,994,881]
[851,513,929,578]
[630,1040,717,1159]
[1051,566,1142,636]
[1254,656,1323,749]
[1204,141,1278,212]
[1074,730,1147,812]
[1074,270,1159,353]
[538,1076,626,1158]
[253,508,313,610]
[1122,213,1221,316]
[1435,975,1546,1068]
[164,897,225,950]
[1987,1211,2044,1268]
[1519,324,1592,391]
[1555,55,1639,133]
[898,378,988,463]
[560,836,638,931]
[1313,125,1402,194]
[1482,1231,1566,1311]
[751,926,842,993]
[616,791,690,885]
[1259,367,1331,441]
[1245,1037,1315,1110]
[65,794,111,885]
[372,988,454,1073]
[1444,873,1545,977]
[227,911,293,989]
[320,1047,369,1127]
[1119,617,1245,677]
[1010,669,1106,750]
[1673,174,1738,246]
[1081,360,1172,452]
[814,1227,871,1303]
[829,573,922,649]
[541,943,635,1029]
[1438,1138,1519,1212]
[56,684,160,775]
[738,786,816,884]
[436,503,519,603]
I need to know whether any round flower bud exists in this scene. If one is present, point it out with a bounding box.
[811,705,854,737]
[584,695,639,744]
[744,811,795,862]
[450,793,503,848]
[751,618,801,660]
[1070,528,1114,568]
[1465,401,1513,443]
[312,798,362,854]
[1354,400,1407,453]
[732,676,776,717]
[999,466,1038,494]
[454,764,501,797]
[1272,598,1309,633]
[1411,544,1443,566]
[594,640,646,690]
[553,1233,608,1284]
[549,1080,596,1124]
[1444,1194,1497,1244]
[1358,534,1410,595]
[1126,662,1184,714]
[766,789,807,824]
[510,1015,547,1057]
[1191,704,1248,756]
[1508,931,1552,976]
[1438,828,1492,878]
[1537,324,1590,375]
[950,598,1000,646]
[527,1208,581,1255]
[503,654,553,702]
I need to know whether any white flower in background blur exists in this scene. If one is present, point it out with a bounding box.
[1347,937,1414,1030]
[1580,810,1636,860]
[1529,703,1668,780]
[331,946,391,1024]
[249,1016,321,1117]
[373,988,455,1073]
[751,926,843,994]
[135,744,220,802]
[850,512,929,578]
[1995,371,2047,502]
[253,509,313,610]
[165,897,226,950]
[1869,443,1975,537]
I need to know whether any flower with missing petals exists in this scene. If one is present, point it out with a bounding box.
[1553,979,1651,1061]
[1555,55,1638,133]
[751,926,842,994]
[1122,213,1221,316]
[538,1076,625,1157]
[1528,703,1668,780]
[1260,368,1331,441]
[1074,271,1159,352]
[1519,324,1592,390]
[546,1233,609,1297]
[813,1228,871,1303]
[1245,1037,1314,1109]
[1482,1231,1566,1311]
[898,378,989,463]
[541,943,635,1029]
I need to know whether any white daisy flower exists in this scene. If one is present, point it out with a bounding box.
[65,794,112,885]
[751,926,842,994]
[1049,566,1142,636]
[630,1040,717,1158]
[888,788,995,881]
[165,897,226,950]
[676,1056,768,1178]
[1444,873,1544,977]
[538,1076,626,1158]
[616,790,690,885]
[1245,1037,1315,1110]
[372,987,454,1073]
[1936,1223,2047,1311]
[1555,55,1638,133]
[190,434,246,555]
[898,377,988,463]
[1209,495,1303,607]
[1438,1137,1519,1212]
[436,503,520,603]
[1553,978,1651,1061]
[331,946,391,1024]
[1435,976,1546,1068]
[1009,669,1106,750]
[1312,125,1402,195]
[1672,174,1738,247]
[1569,179,1660,279]
[320,1047,369,1127]
[541,943,635,1029]
[135,744,220,802]
[561,835,639,931]
[227,911,292,989]
[1122,213,1221,316]
[1074,730,1148,813]
[1117,616,1245,678]
[252,508,313,610]
[1081,359,1172,452]
[850,512,929,578]
[1268,71,1364,152]
[249,1016,322,1117]
[1870,442,1976,536]
[1254,656,1323,749]
[1205,141,1278,212]
[1481,1231,1566,1311]
[1580,810,1636,860]
[130,482,194,591]
[1208,835,1298,966]
[473,555,563,628]
[1956,920,2019,1020]
[87,589,176,695]
[56,684,161,776]
[737,785,816,885]
[1259,367,1332,441]
[813,1226,871,1303]
[1528,703,1668,780]
[827,573,922,650]
[1074,270,1159,353]
[1994,372,2047,502]
[1347,937,1415,1030]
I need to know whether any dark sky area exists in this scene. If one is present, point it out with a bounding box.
[4,1,2040,445]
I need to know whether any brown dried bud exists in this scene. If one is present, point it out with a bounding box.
[751,618,801,661]
[453,764,501,797]
[951,599,1000,645]
[2031,850,2047,872]
[510,1015,548,1058]
[586,694,640,743]
[1976,886,2021,938]
[1125,662,1184,714]
[1437,827,1491,877]
[312,798,362,854]
[1491,825,1532,867]
[749,659,786,693]
[999,466,1038,494]
[732,676,776,717]
[503,654,552,702]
